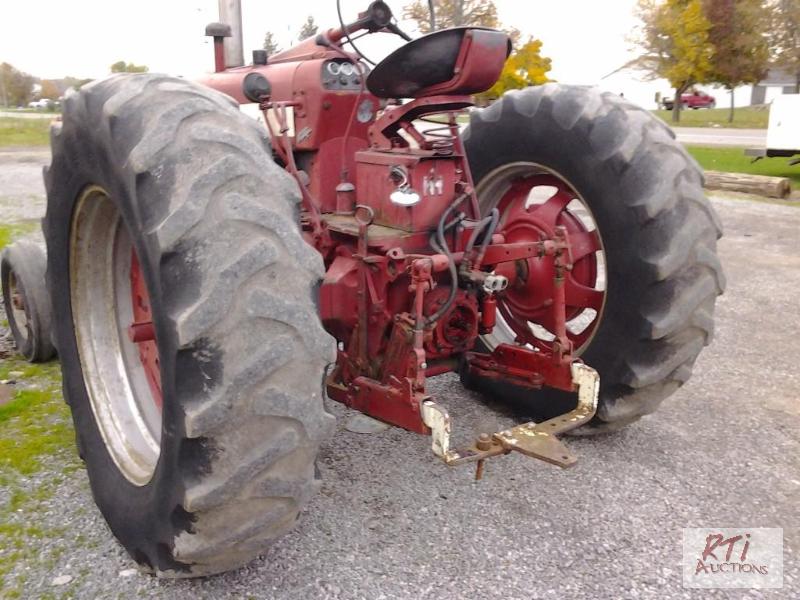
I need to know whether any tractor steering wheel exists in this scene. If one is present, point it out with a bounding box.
[337,1,412,65]
[363,1,411,40]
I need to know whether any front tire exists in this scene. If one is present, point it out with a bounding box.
[44,74,335,576]
[1,239,55,362]
[463,84,725,433]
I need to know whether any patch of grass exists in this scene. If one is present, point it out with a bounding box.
[0,356,70,476]
[0,221,39,250]
[0,515,70,594]
[686,145,800,189]
[0,355,77,594]
[652,106,769,129]
[0,387,74,475]
[7,483,55,512]
[0,117,52,148]
[2,108,60,115]
[0,355,62,383]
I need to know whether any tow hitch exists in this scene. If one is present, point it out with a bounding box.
[421,362,599,479]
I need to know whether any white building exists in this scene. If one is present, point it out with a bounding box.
[751,69,799,105]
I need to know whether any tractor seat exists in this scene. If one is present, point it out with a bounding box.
[366,27,511,99]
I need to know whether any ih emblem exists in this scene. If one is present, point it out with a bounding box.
[424,174,444,196]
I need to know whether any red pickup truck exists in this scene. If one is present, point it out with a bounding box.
[662,91,716,110]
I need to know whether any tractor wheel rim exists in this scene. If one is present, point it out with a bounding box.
[8,270,31,344]
[70,185,162,486]
[475,162,607,355]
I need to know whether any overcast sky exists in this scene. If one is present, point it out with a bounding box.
[1,0,750,109]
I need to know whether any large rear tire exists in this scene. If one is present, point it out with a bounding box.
[43,74,335,576]
[463,84,725,433]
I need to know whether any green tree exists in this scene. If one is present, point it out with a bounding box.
[634,0,714,122]
[0,62,35,107]
[110,61,149,74]
[298,15,319,41]
[705,0,769,122]
[474,38,552,104]
[768,0,800,92]
[263,31,281,55]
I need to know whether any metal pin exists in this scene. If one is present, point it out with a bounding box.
[474,433,491,481]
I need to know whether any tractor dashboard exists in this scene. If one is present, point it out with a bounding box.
[321,59,366,91]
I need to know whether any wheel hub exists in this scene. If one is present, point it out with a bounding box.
[7,271,30,341]
[128,250,162,409]
[478,167,607,353]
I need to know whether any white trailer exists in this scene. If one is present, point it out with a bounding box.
[746,94,800,164]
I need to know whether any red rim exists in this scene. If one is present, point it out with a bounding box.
[493,174,605,351]
[8,270,31,344]
[128,250,162,409]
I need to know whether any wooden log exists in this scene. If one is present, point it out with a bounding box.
[703,170,791,199]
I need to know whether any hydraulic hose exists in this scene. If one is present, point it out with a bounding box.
[426,193,469,326]
[469,208,500,269]
[464,208,499,259]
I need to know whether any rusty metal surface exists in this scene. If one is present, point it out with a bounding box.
[493,363,599,468]
[422,363,599,474]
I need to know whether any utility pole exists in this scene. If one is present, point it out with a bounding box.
[453,0,464,26]
[0,70,7,108]
[218,0,244,68]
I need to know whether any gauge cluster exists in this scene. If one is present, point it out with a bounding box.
[321,60,365,91]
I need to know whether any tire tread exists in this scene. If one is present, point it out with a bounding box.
[43,73,335,576]
[468,84,724,430]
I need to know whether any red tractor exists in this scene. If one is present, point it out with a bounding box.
[22,0,723,577]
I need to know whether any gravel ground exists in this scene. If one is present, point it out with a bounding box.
[0,149,797,599]
[0,148,47,223]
